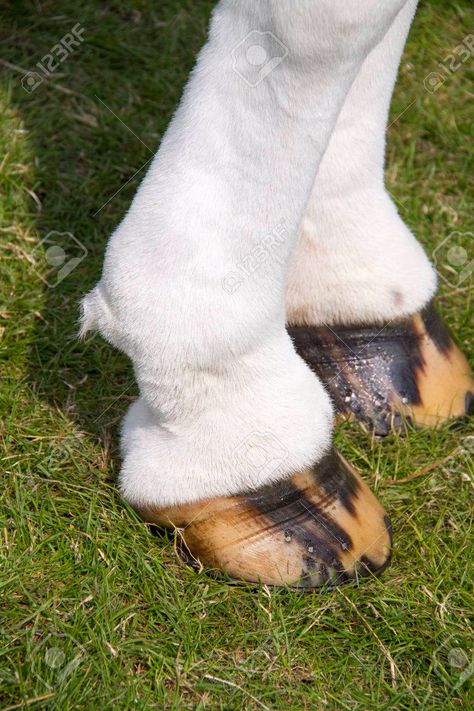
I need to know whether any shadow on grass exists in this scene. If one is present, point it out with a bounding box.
[0,1,213,463]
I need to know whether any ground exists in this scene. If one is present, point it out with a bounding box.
[0,0,473,708]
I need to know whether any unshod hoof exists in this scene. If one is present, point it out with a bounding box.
[135,447,392,589]
[288,300,474,435]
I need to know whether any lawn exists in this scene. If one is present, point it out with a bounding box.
[0,0,473,708]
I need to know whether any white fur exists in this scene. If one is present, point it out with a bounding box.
[82,0,409,506]
[119,333,333,507]
[287,0,437,327]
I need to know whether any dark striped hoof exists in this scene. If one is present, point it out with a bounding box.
[288,300,474,436]
[134,448,392,588]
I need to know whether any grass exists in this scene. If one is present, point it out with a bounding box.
[0,0,473,708]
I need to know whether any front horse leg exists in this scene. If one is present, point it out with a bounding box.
[81,0,407,586]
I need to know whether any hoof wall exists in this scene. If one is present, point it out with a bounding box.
[135,448,391,589]
[288,300,474,434]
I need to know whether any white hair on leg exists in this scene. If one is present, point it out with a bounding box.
[287,0,436,328]
[83,0,410,506]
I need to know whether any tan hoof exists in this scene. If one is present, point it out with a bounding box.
[134,448,392,588]
[288,300,474,435]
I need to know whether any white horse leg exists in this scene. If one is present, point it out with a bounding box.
[287,0,433,326]
[287,0,474,433]
[81,0,406,585]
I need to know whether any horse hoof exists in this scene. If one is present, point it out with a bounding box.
[288,300,474,435]
[134,447,392,588]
